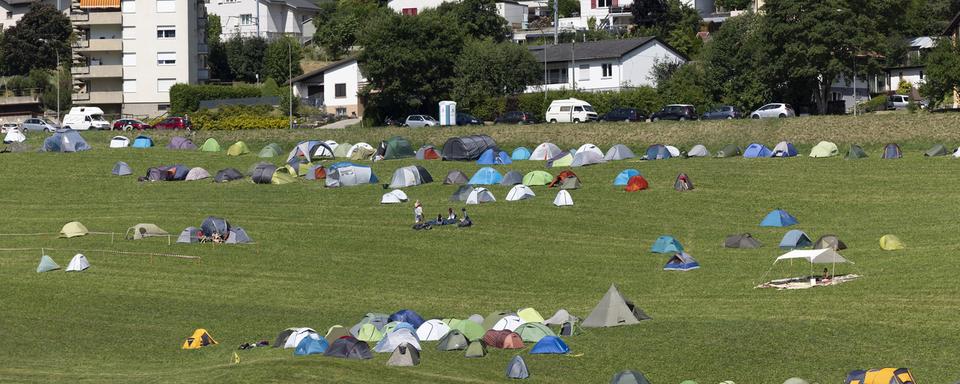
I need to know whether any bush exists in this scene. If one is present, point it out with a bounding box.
[859,95,888,113]
[475,87,662,121]
[170,83,262,114]
[190,104,290,130]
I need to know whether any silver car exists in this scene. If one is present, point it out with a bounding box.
[750,103,795,119]
[21,118,59,132]
[404,115,438,127]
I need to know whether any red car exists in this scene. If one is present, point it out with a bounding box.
[153,116,192,130]
[112,119,151,130]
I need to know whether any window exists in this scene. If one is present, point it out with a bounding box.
[559,106,571,112]
[158,104,170,111]
[601,63,613,78]
[547,68,568,84]
[240,14,253,25]
[401,8,418,15]
[574,106,583,112]
[578,64,589,81]
[335,83,346,98]
[597,0,610,7]
[122,52,136,66]
[920,71,924,80]
[156,0,175,13]
[831,92,842,101]
[157,26,176,39]
[6,12,12,20]
[123,79,137,93]
[121,0,136,13]
[122,26,136,40]
[157,52,176,65]
[335,107,346,116]
[157,78,176,93]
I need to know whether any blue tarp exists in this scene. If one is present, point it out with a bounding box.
[760,209,798,227]
[663,252,700,271]
[477,148,512,165]
[468,167,503,185]
[743,143,772,158]
[644,144,671,160]
[529,336,569,354]
[295,336,329,356]
[388,310,425,329]
[613,169,641,186]
[132,135,154,148]
[511,147,531,160]
[651,235,683,253]
[779,229,812,248]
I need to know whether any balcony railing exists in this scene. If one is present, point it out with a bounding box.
[70,12,122,25]
[72,38,122,51]
[71,65,122,78]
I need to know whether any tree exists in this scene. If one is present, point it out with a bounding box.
[920,39,960,108]
[715,0,752,10]
[657,61,711,113]
[263,36,303,84]
[701,12,776,112]
[899,0,960,37]
[434,0,510,42]
[225,36,267,83]
[0,3,71,76]
[207,14,223,45]
[632,0,702,58]
[452,39,539,113]
[313,0,384,59]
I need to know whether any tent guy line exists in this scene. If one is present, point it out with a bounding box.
[0,248,201,260]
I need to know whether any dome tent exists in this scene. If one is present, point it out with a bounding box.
[522,170,552,186]
[500,171,523,186]
[506,185,535,201]
[530,142,562,160]
[167,136,196,150]
[613,169,641,186]
[744,143,773,158]
[226,141,250,156]
[200,138,221,152]
[643,144,671,160]
[511,146,531,160]
[760,209,798,227]
[376,136,415,160]
[131,135,153,148]
[725,233,761,248]
[809,141,839,158]
[441,135,497,161]
[43,129,90,152]
[388,166,433,188]
[772,141,798,157]
[477,148,512,165]
[3,127,25,143]
[663,252,700,271]
[686,144,710,157]
[347,142,376,160]
[287,141,333,163]
[109,135,129,148]
[443,170,469,185]
[468,167,502,185]
[112,161,132,176]
[258,143,283,158]
[381,189,408,204]
[604,144,635,160]
[416,145,440,160]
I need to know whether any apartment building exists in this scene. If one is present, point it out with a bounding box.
[0,0,68,30]
[204,0,319,41]
[71,0,207,117]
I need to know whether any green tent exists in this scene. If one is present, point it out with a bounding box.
[550,152,573,167]
[436,330,469,351]
[809,141,839,158]
[200,138,221,152]
[924,144,948,157]
[380,136,415,159]
[880,234,905,250]
[36,255,60,273]
[271,169,297,185]
[514,323,554,343]
[227,141,250,156]
[845,144,867,160]
[522,171,553,186]
[464,340,487,358]
[258,143,282,158]
[356,323,384,342]
[448,319,485,341]
[715,144,741,158]
[333,142,353,158]
[481,312,511,330]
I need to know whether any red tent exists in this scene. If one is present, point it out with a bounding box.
[482,330,525,349]
[548,170,579,188]
[625,175,649,192]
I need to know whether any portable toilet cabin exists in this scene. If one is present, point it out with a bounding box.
[439,101,457,126]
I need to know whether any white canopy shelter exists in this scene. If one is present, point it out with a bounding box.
[775,249,850,264]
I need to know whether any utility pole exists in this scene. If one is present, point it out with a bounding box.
[552,0,558,45]
[288,39,293,129]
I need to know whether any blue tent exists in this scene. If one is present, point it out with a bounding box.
[294,336,329,356]
[132,135,154,148]
[663,252,700,271]
[388,309,425,329]
[505,356,530,379]
[613,169,641,186]
[644,144,671,160]
[743,143,772,158]
[779,229,812,248]
[511,147,531,160]
[760,209,798,227]
[42,129,91,152]
[772,142,798,157]
[651,235,683,253]
[882,143,902,159]
[477,148,512,165]
[468,167,503,185]
[529,336,569,354]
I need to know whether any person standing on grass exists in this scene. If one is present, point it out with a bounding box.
[413,200,423,224]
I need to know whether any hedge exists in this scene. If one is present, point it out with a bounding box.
[190,113,289,130]
[466,87,663,121]
[170,83,262,114]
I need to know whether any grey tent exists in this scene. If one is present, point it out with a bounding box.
[167,136,196,150]
[225,227,252,244]
[185,167,210,181]
[324,337,373,359]
[925,144,948,157]
[715,144,741,158]
[467,314,485,324]
[674,173,693,191]
[443,170,469,185]
[416,145,441,160]
[353,313,390,332]
[42,129,90,152]
[560,176,581,190]
[450,185,474,202]
[846,145,868,159]
[436,330,469,351]
[388,165,433,188]
[324,326,350,345]
[724,233,761,248]
[386,343,420,366]
[333,142,353,158]
[813,234,847,250]
[581,284,651,328]
[200,216,230,237]
[610,370,652,384]
[465,340,488,358]
[112,161,132,176]
[442,135,497,161]
[214,168,243,183]
[686,144,710,157]
[571,150,606,167]
[505,355,530,379]
[500,171,523,186]
[251,163,279,184]
[176,227,199,243]
[604,144,635,161]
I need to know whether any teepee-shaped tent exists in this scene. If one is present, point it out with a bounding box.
[182,329,217,349]
[200,138,221,152]
[36,255,60,272]
[386,343,421,366]
[553,190,573,207]
[505,355,530,379]
[581,284,651,328]
[66,254,90,272]
[611,370,652,384]
[465,340,488,357]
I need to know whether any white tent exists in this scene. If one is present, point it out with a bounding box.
[381,189,408,204]
[324,140,338,150]
[505,185,535,201]
[576,143,603,157]
[953,147,960,158]
[665,145,681,157]
[416,319,451,341]
[373,328,422,353]
[388,166,426,188]
[687,144,710,157]
[775,249,850,264]
[604,144,635,160]
[185,167,210,181]
[347,142,375,158]
[3,127,25,143]
[491,315,523,331]
[466,188,495,205]
[543,309,577,326]
[109,136,129,148]
[283,328,320,349]
[570,150,606,167]
[530,142,562,160]
[553,190,573,207]
[65,253,90,272]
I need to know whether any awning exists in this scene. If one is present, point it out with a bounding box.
[775,249,850,264]
[79,0,120,8]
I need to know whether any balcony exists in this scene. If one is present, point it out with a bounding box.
[73,91,122,104]
[73,38,122,52]
[198,69,209,81]
[71,64,122,79]
[197,43,209,54]
[70,12,122,26]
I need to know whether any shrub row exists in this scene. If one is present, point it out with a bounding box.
[170,83,262,114]
[467,87,663,121]
[191,113,289,130]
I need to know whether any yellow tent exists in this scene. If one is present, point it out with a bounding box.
[879,235,905,250]
[226,141,250,156]
[517,308,545,324]
[182,328,217,350]
[59,221,89,238]
[845,368,916,384]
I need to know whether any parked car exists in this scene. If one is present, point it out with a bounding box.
[702,106,742,120]
[0,122,18,133]
[404,115,438,127]
[456,112,482,126]
[599,107,646,122]
[112,118,151,130]
[885,94,911,110]
[383,116,404,126]
[62,106,110,130]
[545,98,598,123]
[750,103,795,119]
[494,111,537,125]
[153,116,192,130]
[650,104,698,121]
[21,118,59,132]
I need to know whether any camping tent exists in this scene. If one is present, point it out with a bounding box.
[522,171,552,186]
[491,315,523,331]
[333,142,353,157]
[517,308,544,324]
[200,216,230,237]
[605,144,636,160]
[324,336,373,359]
[448,319,485,341]
[582,284,650,328]
[576,143,603,157]
[761,209,798,227]
[326,162,378,187]
[624,175,648,192]
[185,167,210,181]
[176,227,200,243]
[500,171,523,186]
[547,151,573,167]
[167,137,196,150]
[651,235,683,253]
[613,169,641,186]
[125,223,168,240]
[548,170,578,188]
[505,356,530,379]
[436,330,469,351]
[450,185,474,202]
[772,141,798,157]
[388,309,425,329]
[36,255,60,272]
[274,328,315,347]
[514,323,554,343]
[287,141,333,163]
[443,170,469,185]
[109,136,129,148]
[389,166,433,188]
[381,189,408,204]
[809,141,839,158]
[529,336,569,354]
[611,371,653,384]
[294,336,329,356]
[3,127,25,144]
[376,136,415,160]
[112,161,132,176]
[467,314,483,325]
[43,129,90,152]
[543,309,578,326]
[223,227,252,244]
[355,323,385,342]
[258,143,282,158]
[511,147,532,160]
[571,150,605,167]
[553,190,573,207]
[844,368,916,384]
[687,144,710,157]
[644,144,671,160]
[132,135,153,148]
[181,329,217,349]
[199,138,220,152]
[779,230,812,249]
[483,330,524,349]
[847,145,868,159]
[468,167,502,185]
[880,235,905,250]
[664,252,700,271]
[925,144,948,157]
[715,144,741,158]
[227,141,250,156]
[416,145,440,160]
[386,343,420,366]
[416,319,451,341]
[882,143,902,159]
[347,142,376,160]
[252,164,296,185]
[506,184,535,201]
[477,148,512,165]
[303,164,326,180]
[530,142,562,160]
[374,329,421,353]
[214,168,243,182]
[466,188,496,205]
[464,340,487,357]
[60,221,89,238]
[743,143,772,158]
[441,135,497,161]
[66,253,90,272]
[324,326,350,345]
[814,235,847,250]
[482,312,512,330]
[674,173,694,191]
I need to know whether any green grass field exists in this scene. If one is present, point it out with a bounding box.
[2,114,960,383]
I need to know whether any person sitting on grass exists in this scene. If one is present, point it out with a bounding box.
[442,208,457,225]
[457,208,472,228]
[822,268,831,282]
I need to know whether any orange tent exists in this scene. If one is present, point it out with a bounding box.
[482,330,525,349]
[624,175,649,192]
[548,170,578,188]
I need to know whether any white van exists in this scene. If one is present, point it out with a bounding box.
[62,107,110,130]
[545,98,598,123]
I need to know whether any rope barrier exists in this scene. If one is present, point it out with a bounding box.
[0,247,201,260]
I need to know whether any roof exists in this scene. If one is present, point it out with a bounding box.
[79,0,119,8]
[945,11,960,36]
[267,0,321,11]
[288,56,357,84]
[527,37,687,64]
[907,36,936,49]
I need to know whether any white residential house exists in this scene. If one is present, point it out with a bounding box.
[289,57,366,117]
[205,0,319,41]
[387,0,527,30]
[70,0,208,116]
[828,37,936,113]
[0,0,68,29]
[553,0,715,30]
[526,37,686,93]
